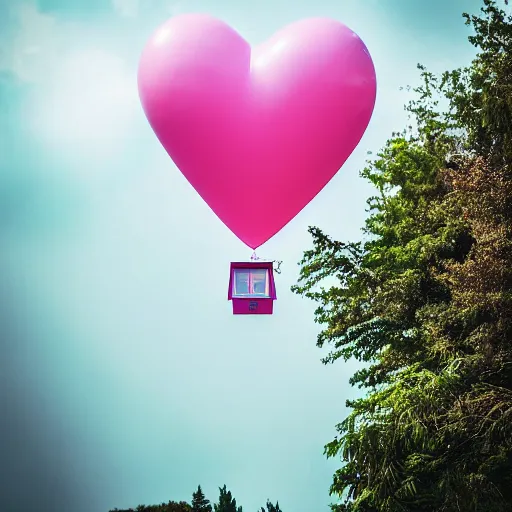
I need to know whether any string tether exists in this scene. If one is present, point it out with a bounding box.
[250,251,282,274]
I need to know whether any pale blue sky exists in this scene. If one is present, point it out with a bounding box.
[0,1,488,511]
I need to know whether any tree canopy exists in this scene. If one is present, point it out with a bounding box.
[108,484,281,512]
[292,1,512,510]
[213,485,242,512]
[259,500,282,512]
[192,485,213,512]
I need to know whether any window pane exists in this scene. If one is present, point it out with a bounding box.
[233,268,270,298]
[251,269,268,295]
[234,271,249,295]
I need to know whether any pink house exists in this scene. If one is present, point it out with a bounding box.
[227,261,277,315]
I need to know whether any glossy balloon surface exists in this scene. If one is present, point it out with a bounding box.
[138,14,376,249]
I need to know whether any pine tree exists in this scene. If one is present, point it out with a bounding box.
[259,500,282,512]
[192,485,212,512]
[213,485,242,512]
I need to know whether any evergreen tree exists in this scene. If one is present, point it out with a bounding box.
[213,485,242,512]
[110,500,192,512]
[259,499,282,512]
[293,1,512,510]
[192,486,212,512]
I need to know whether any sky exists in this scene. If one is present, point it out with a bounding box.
[0,0,489,511]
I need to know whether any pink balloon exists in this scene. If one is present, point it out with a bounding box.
[138,14,376,249]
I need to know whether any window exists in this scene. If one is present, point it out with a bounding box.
[233,268,270,298]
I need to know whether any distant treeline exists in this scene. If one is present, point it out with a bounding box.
[109,484,282,512]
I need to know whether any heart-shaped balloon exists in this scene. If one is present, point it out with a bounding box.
[138,14,376,249]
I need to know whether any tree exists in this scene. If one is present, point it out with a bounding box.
[192,485,212,512]
[259,500,282,512]
[213,485,242,512]
[162,503,192,512]
[109,500,192,512]
[108,484,281,512]
[292,1,512,511]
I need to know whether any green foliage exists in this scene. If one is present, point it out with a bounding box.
[109,500,192,512]
[292,1,512,510]
[109,484,279,512]
[192,485,212,512]
[259,500,282,512]
[213,485,242,512]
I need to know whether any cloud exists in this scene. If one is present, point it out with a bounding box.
[28,46,139,164]
[167,0,190,16]
[109,0,187,18]
[1,3,140,170]
[112,0,139,18]
[0,4,60,83]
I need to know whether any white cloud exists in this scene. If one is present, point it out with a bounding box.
[2,3,140,169]
[167,0,189,16]
[0,4,61,83]
[112,0,139,18]
[110,0,187,18]
[28,47,139,163]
